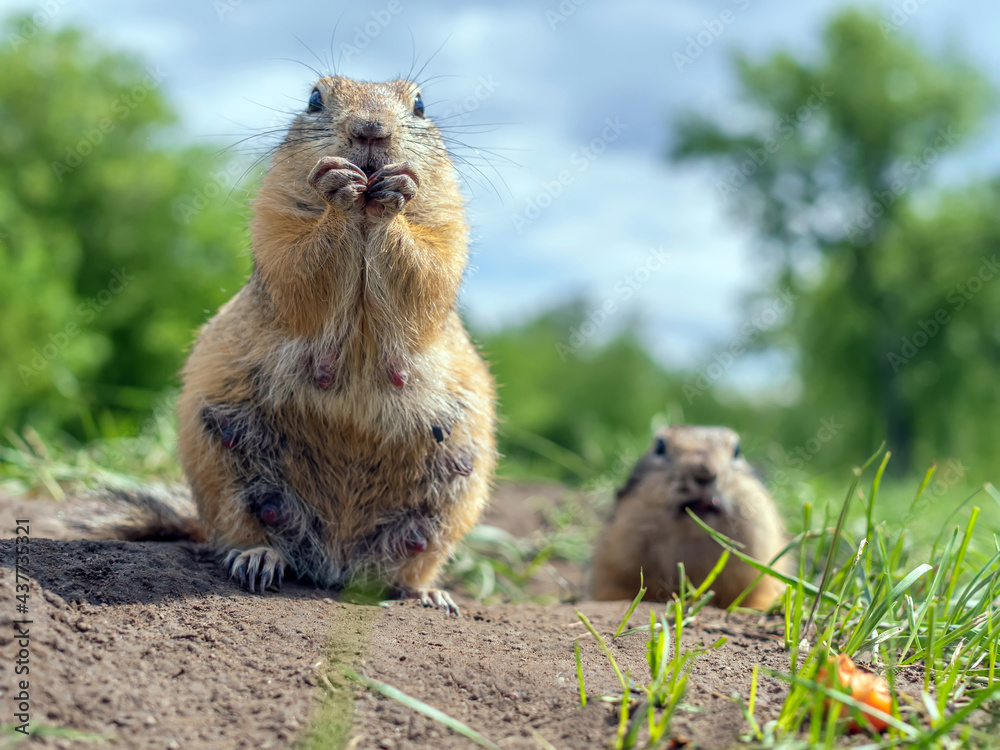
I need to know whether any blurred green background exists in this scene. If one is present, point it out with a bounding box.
[0,9,997,511]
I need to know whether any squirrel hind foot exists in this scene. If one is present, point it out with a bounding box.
[223,546,285,594]
[388,587,459,616]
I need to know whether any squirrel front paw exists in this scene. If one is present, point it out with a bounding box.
[365,162,419,219]
[308,157,368,212]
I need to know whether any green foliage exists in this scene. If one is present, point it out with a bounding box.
[0,19,251,438]
[478,301,769,483]
[673,8,1000,477]
[479,302,671,480]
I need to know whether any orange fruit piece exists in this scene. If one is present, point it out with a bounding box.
[816,653,892,732]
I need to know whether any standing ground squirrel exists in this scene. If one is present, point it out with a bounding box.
[153,75,497,611]
[591,425,789,609]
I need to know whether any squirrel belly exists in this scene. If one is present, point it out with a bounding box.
[177,287,495,593]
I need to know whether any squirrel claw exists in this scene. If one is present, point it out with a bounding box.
[386,586,460,615]
[417,588,460,616]
[366,161,419,218]
[224,546,285,594]
[308,156,368,211]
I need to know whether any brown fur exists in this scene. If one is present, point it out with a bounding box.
[176,76,496,601]
[591,425,789,609]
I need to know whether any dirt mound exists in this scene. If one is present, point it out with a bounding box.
[0,491,794,749]
[0,535,344,749]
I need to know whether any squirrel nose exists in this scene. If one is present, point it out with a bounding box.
[348,119,391,145]
[689,463,717,486]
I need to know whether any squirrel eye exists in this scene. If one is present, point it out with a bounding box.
[307,89,324,113]
[413,93,425,118]
[733,442,742,459]
[654,437,667,456]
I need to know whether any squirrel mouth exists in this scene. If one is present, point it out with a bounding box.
[352,150,388,179]
[678,496,723,518]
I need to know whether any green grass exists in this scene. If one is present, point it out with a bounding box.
[0,407,181,499]
[566,447,1000,747]
[571,560,735,748]
[575,584,728,749]
[705,449,999,747]
[0,725,111,748]
[443,488,602,604]
[299,605,383,750]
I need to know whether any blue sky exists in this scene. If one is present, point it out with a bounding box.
[6,0,1000,384]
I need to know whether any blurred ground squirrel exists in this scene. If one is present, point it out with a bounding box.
[105,76,497,612]
[592,425,788,609]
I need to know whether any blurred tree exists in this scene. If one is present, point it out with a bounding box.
[477,301,767,483]
[0,19,252,437]
[672,8,1000,474]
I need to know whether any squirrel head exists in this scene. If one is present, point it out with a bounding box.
[616,425,767,524]
[272,76,459,214]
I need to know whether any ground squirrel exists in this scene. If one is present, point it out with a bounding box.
[109,75,496,612]
[591,425,788,609]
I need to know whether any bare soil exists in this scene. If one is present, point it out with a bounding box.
[350,601,793,749]
[0,485,860,749]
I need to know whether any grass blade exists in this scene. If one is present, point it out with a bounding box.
[577,611,628,692]
[614,570,647,637]
[684,510,838,604]
[345,670,501,750]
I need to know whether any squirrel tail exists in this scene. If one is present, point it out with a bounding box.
[78,484,205,543]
